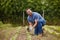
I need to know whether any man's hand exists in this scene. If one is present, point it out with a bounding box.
[27,26,33,32]
[29,26,33,31]
[28,22,33,31]
[28,19,38,31]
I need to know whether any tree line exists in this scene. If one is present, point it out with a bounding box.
[0,0,60,25]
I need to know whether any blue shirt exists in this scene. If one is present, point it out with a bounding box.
[27,12,46,24]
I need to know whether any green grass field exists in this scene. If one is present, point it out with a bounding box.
[0,24,60,40]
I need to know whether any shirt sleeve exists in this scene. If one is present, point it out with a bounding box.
[34,14,40,21]
[34,13,43,22]
[27,17,31,22]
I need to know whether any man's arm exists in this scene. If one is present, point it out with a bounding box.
[28,22,33,27]
[33,19,38,28]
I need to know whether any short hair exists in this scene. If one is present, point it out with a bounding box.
[26,8,31,11]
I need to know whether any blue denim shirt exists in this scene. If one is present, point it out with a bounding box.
[27,12,46,25]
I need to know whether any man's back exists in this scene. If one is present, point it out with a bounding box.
[27,12,45,23]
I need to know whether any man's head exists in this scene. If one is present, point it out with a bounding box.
[26,8,32,16]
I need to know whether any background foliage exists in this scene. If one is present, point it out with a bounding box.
[0,0,60,25]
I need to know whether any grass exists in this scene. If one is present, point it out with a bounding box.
[46,25,60,32]
[0,23,60,40]
[44,25,60,37]
[0,23,21,40]
[26,26,32,40]
[10,27,21,40]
